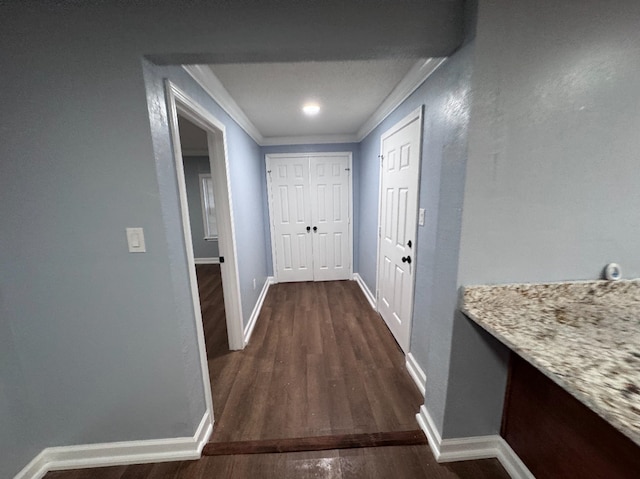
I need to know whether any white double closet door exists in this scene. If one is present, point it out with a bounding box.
[267,153,352,283]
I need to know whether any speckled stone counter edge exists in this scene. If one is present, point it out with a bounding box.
[460,280,640,447]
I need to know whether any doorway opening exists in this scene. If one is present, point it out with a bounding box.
[165,81,245,426]
[176,114,230,362]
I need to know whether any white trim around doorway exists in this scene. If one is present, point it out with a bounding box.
[166,81,245,353]
[165,82,246,446]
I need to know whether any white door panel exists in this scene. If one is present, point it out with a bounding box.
[377,109,422,352]
[267,153,351,283]
[267,156,314,282]
[310,155,351,281]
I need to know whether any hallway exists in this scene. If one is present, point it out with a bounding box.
[207,277,423,442]
[43,271,510,478]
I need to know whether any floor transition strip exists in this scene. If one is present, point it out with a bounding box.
[203,430,428,456]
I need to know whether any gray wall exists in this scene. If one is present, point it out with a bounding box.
[443,0,640,440]
[0,42,200,479]
[2,2,464,472]
[260,143,360,276]
[183,156,220,259]
[459,0,640,284]
[356,133,382,293]
[0,320,39,479]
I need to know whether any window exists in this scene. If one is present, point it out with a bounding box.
[199,174,218,239]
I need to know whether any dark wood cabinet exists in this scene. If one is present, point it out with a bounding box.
[502,353,640,478]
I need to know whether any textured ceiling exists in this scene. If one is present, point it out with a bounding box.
[208,59,419,139]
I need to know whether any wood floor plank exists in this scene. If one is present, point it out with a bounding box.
[118,463,155,479]
[327,374,355,432]
[258,330,288,436]
[54,466,126,479]
[195,264,227,358]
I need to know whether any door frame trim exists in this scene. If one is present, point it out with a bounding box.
[265,152,353,283]
[166,81,244,352]
[375,106,424,352]
[165,80,245,428]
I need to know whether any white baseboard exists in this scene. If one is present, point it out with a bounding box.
[14,411,213,479]
[194,257,220,265]
[416,405,535,479]
[352,273,376,310]
[405,352,426,397]
[14,453,49,479]
[244,276,274,345]
[495,440,536,479]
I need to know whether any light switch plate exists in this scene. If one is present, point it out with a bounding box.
[418,208,425,226]
[126,227,146,253]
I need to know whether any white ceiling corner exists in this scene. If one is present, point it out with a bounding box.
[182,64,264,145]
[183,57,446,147]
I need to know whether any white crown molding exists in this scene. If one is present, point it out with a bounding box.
[352,273,376,311]
[260,134,358,146]
[14,411,212,479]
[356,57,446,141]
[184,58,447,147]
[182,65,264,144]
[416,405,535,479]
[405,352,427,397]
[244,276,274,345]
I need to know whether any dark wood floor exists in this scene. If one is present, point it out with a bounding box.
[195,264,228,360]
[44,269,510,478]
[208,278,425,442]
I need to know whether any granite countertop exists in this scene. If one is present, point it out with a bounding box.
[461,280,640,447]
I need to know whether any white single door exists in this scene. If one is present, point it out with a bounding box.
[267,156,314,282]
[309,155,351,281]
[377,109,422,352]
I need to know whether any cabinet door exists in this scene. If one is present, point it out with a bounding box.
[309,155,351,281]
[267,156,314,282]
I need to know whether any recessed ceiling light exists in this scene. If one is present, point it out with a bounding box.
[302,103,320,116]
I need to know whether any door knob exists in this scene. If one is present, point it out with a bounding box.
[402,255,412,264]
[313,226,318,232]
[306,226,311,232]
